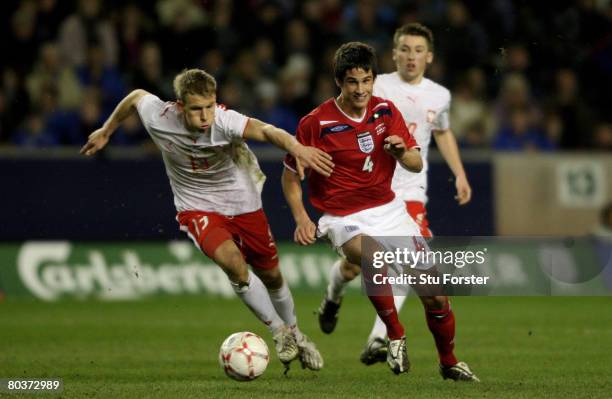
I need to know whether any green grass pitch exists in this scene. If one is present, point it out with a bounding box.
[1,295,611,398]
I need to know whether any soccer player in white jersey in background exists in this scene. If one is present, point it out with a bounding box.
[317,24,477,381]
[80,68,334,371]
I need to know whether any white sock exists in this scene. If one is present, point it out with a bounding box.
[232,270,284,334]
[368,294,408,341]
[267,280,304,341]
[326,259,349,303]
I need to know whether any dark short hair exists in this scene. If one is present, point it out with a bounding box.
[332,42,378,82]
[393,23,434,52]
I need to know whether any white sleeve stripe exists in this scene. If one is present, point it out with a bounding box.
[373,102,389,110]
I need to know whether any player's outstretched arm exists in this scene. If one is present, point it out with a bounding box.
[433,129,472,205]
[243,118,334,180]
[80,89,149,156]
[281,168,316,245]
[384,135,423,172]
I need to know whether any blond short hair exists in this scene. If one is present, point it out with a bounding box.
[173,68,217,101]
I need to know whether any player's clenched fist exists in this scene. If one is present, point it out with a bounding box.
[80,128,111,156]
[383,135,406,158]
[294,216,317,245]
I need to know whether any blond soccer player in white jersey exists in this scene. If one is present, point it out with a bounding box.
[80,68,335,372]
[317,24,478,382]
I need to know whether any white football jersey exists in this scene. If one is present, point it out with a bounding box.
[374,73,451,203]
[136,94,265,215]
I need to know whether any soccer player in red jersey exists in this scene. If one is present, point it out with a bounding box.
[282,41,420,374]
[316,25,479,382]
[282,42,478,380]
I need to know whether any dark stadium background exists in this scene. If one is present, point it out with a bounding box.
[1,0,609,240]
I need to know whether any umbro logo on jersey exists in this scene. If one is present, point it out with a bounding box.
[375,123,386,135]
[357,132,374,153]
[321,124,353,137]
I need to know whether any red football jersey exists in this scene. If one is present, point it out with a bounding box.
[285,96,419,216]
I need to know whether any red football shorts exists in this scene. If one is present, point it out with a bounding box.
[405,201,433,238]
[176,208,279,270]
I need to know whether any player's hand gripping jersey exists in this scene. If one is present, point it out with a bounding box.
[136,94,266,216]
[285,96,418,216]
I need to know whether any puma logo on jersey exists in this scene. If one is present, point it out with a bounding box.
[427,110,436,123]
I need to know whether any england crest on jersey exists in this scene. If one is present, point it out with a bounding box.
[357,132,374,153]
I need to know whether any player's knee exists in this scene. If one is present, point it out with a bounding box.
[422,295,448,311]
[340,260,361,280]
[213,244,248,282]
[254,267,282,290]
[342,236,363,265]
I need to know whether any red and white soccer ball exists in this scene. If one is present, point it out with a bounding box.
[219,332,270,381]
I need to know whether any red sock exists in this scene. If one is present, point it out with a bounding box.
[425,300,457,367]
[368,295,405,339]
[361,257,405,340]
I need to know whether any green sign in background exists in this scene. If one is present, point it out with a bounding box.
[0,239,609,300]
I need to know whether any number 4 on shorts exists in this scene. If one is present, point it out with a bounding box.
[362,155,373,172]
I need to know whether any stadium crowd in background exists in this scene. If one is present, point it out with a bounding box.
[0,0,610,151]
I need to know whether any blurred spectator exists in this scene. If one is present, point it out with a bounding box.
[58,0,119,67]
[36,0,70,44]
[12,112,58,147]
[5,2,40,74]
[113,113,151,148]
[435,0,488,84]
[461,121,490,149]
[254,38,279,79]
[76,43,127,117]
[285,18,314,59]
[341,0,395,51]
[117,3,155,70]
[278,54,314,117]
[0,69,31,142]
[548,68,595,150]
[77,89,104,140]
[26,42,83,111]
[39,84,80,145]
[253,80,298,135]
[590,123,612,151]
[450,67,493,142]
[312,73,337,110]
[494,72,542,132]
[493,106,555,152]
[198,49,228,84]
[210,0,241,59]
[0,1,608,150]
[131,42,173,100]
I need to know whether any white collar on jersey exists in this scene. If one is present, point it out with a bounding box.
[333,97,367,123]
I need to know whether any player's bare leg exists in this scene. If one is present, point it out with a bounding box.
[317,259,359,333]
[418,295,479,382]
[255,267,323,370]
[342,235,409,374]
[212,241,298,364]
